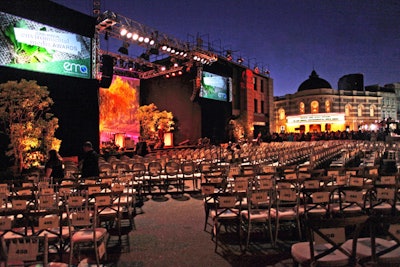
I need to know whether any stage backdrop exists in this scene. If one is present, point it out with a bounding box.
[99,75,140,149]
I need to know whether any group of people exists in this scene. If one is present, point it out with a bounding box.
[44,137,153,182]
[264,130,389,143]
[44,141,100,182]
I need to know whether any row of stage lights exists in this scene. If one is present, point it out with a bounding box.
[98,11,219,68]
[161,45,188,58]
[119,28,188,58]
[117,28,215,65]
[165,70,183,78]
[193,55,212,65]
[119,28,155,46]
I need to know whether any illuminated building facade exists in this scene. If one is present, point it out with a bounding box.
[274,71,396,134]
[388,82,400,120]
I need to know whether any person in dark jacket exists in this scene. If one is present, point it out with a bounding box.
[44,149,64,183]
[135,137,149,157]
[80,141,100,178]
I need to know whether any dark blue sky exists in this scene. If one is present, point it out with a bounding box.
[52,0,400,96]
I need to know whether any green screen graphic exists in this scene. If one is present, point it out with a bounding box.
[0,11,92,79]
[200,71,232,102]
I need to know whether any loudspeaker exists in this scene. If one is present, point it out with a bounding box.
[99,55,113,88]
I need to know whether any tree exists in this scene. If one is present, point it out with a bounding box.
[230,113,252,142]
[0,79,60,173]
[137,104,174,141]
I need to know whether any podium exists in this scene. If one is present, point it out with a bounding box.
[164,132,173,147]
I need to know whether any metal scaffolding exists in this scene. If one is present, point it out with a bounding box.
[95,10,217,79]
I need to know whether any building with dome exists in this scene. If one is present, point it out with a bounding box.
[274,70,397,134]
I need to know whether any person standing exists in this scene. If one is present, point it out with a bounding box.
[157,126,165,148]
[44,149,64,183]
[135,137,149,157]
[80,141,100,178]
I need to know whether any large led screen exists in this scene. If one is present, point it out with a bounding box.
[0,11,92,79]
[200,71,232,102]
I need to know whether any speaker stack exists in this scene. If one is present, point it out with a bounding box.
[99,54,114,88]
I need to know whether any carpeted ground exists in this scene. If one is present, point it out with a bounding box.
[102,193,294,267]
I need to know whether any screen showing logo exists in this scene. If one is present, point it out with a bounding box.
[0,11,92,79]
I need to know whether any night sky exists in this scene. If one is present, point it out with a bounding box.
[51,0,400,96]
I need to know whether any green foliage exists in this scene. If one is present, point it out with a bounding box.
[0,79,60,173]
[137,103,174,141]
[230,114,252,141]
[4,20,53,64]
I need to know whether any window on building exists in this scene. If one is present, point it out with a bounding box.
[325,100,331,113]
[254,99,258,113]
[261,100,264,114]
[370,105,375,117]
[279,108,285,120]
[311,100,319,113]
[358,104,364,117]
[261,79,264,92]
[299,102,305,114]
[345,104,351,116]
[254,77,257,90]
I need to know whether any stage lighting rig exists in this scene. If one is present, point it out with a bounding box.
[96,10,117,31]
[191,49,218,65]
[95,10,221,81]
[99,49,188,79]
[97,11,161,52]
[95,11,218,66]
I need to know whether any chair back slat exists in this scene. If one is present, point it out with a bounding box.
[314,227,345,245]
[219,196,237,208]
[38,215,59,230]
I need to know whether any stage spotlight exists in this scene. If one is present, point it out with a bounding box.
[144,37,150,43]
[132,33,139,40]
[162,45,168,51]
[160,66,166,71]
[127,61,134,71]
[138,36,144,42]
[166,47,171,52]
[149,40,155,45]
[173,63,179,68]
[172,72,176,77]
[165,74,170,78]
[126,32,133,38]
[178,70,183,75]
[120,28,127,36]
[118,42,129,55]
